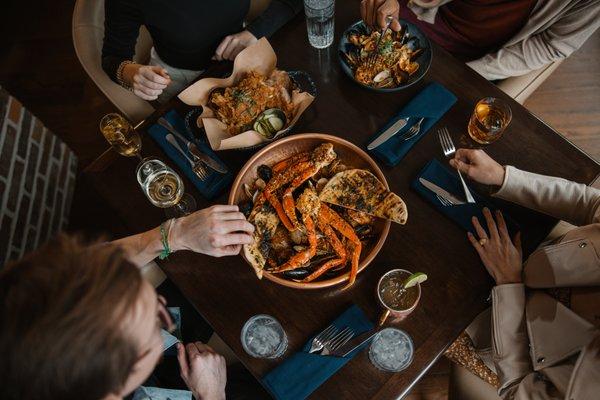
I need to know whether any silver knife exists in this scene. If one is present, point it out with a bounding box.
[419,178,466,205]
[158,117,227,174]
[330,328,382,357]
[188,142,228,174]
[367,117,409,150]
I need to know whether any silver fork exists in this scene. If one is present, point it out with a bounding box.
[436,194,452,207]
[367,15,394,68]
[438,127,476,203]
[308,325,339,354]
[400,117,425,141]
[320,327,355,356]
[165,134,208,180]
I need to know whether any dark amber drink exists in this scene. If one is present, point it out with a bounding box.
[468,97,512,144]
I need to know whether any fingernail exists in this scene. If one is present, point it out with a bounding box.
[483,207,489,212]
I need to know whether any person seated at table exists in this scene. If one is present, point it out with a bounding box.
[0,205,261,400]
[360,0,600,80]
[102,0,303,102]
[446,148,600,399]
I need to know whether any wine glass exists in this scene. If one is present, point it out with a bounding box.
[99,113,143,159]
[136,157,196,217]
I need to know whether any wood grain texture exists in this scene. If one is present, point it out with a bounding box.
[1,0,598,398]
[81,3,600,399]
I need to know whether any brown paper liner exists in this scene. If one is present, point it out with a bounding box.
[178,38,315,150]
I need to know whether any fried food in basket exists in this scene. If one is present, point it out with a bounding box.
[208,71,295,136]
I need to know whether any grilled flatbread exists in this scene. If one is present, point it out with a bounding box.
[319,169,408,224]
[243,208,280,278]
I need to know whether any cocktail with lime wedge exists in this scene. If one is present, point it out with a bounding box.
[376,269,427,325]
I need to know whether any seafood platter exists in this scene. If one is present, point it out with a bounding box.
[229,134,408,290]
[339,20,432,92]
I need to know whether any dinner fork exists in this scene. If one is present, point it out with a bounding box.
[320,327,355,356]
[165,134,209,180]
[438,127,476,204]
[436,194,452,207]
[400,117,425,141]
[367,15,394,68]
[308,325,339,354]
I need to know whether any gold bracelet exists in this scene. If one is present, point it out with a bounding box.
[116,60,135,91]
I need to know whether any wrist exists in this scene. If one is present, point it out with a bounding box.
[169,217,186,252]
[492,165,506,186]
[122,63,141,86]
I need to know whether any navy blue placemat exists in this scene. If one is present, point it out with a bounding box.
[412,159,519,235]
[147,110,232,200]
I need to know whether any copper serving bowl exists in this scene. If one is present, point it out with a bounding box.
[228,133,391,289]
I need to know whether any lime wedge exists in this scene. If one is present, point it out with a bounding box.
[403,272,428,288]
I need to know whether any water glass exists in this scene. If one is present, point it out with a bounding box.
[369,328,414,372]
[241,314,288,359]
[304,0,335,49]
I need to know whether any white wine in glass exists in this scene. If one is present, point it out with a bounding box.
[137,158,196,217]
[100,113,142,158]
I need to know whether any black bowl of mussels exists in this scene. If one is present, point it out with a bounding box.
[338,20,432,92]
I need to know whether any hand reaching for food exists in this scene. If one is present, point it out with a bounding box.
[122,63,171,101]
[360,0,401,31]
[213,30,258,61]
[449,149,505,186]
[170,205,255,257]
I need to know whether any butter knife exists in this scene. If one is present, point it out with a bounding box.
[367,117,409,150]
[330,328,382,358]
[419,178,466,205]
[188,142,228,174]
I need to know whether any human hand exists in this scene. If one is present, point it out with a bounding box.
[122,64,171,101]
[467,208,523,285]
[213,30,258,61]
[170,205,254,257]
[449,149,505,186]
[177,342,226,400]
[360,0,401,31]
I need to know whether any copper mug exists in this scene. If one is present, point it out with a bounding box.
[376,269,422,326]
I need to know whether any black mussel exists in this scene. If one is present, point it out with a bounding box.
[281,268,312,280]
[257,164,273,182]
[400,30,411,45]
[405,37,421,52]
[410,47,424,61]
[355,224,372,235]
[259,239,271,256]
[393,69,410,85]
[239,202,253,218]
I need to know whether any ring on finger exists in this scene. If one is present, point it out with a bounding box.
[479,238,488,246]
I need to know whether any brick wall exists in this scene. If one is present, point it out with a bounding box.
[0,87,77,267]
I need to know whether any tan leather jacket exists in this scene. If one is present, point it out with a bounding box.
[470,166,600,400]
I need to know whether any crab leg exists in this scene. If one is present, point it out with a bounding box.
[269,215,317,273]
[320,204,362,289]
[301,223,347,283]
[272,152,310,174]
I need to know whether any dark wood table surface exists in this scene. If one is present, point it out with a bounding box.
[83,3,600,399]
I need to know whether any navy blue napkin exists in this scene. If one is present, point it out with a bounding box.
[147,110,232,200]
[412,159,518,235]
[263,305,374,400]
[369,82,457,166]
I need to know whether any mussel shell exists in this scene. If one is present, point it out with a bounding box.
[373,69,391,83]
[257,164,273,182]
[239,202,253,218]
[405,37,421,52]
[373,76,395,88]
[281,268,312,280]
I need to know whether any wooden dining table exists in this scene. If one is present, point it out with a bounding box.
[83,2,600,399]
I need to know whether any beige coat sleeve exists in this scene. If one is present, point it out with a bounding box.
[466,1,600,80]
[491,284,532,397]
[494,166,600,227]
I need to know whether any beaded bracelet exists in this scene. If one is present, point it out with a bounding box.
[116,60,135,91]
[159,219,174,260]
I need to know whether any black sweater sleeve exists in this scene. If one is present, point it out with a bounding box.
[101,0,143,83]
[246,0,303,39]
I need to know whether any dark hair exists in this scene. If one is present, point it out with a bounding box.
[0,234,144,400]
